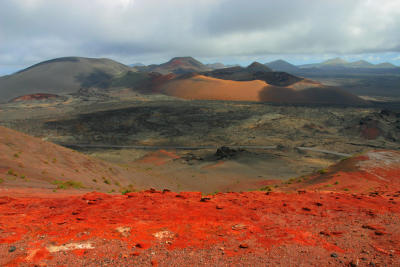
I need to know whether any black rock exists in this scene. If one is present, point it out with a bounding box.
[8,246,16,253]
[330,253,338,258]
[215,146,240,159]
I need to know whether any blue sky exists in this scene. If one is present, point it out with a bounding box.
[1,0,400,75]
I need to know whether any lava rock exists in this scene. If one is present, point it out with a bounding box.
[215,146,243,159]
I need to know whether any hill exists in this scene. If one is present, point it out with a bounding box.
[0,126,169,192]
[139,57,211,74]
[0,57,132,102]
[265,59,300,73]
[159,75,267,101]
[158,74,367,105]
[246,62,272,72]
[204,62,301,86]
[347,60,374,68]
[375,62,397,68]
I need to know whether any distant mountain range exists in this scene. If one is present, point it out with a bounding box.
[265,58,399,74]
[0,55,376,105]
[298,57,398,69]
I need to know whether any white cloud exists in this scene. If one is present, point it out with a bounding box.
[0,0,399,69]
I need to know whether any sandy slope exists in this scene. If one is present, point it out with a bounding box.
[161,75,267,101]
[0,126,175,192]
[160,75,367,105]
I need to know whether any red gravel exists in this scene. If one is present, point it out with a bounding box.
[0,189,399,266]
[0,150,399,266]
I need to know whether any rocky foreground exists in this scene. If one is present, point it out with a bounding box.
[0,150,399,266]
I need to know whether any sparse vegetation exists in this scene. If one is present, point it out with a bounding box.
[343,188,350,191]
[259,186,272,192]
[121,189,131,195]
[7,169,17,177]
[120,185,136,195]
[285,177,301,185]
[51,180,84,189]
[318,169,328,174]
[334,181,339,185]
[92,178,97,183]
[0,178,4,184]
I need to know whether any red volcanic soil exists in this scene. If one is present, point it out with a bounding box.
[1,150,400,266]
[160,75,366,105]
[138,150,180,166]
[160,75,267,101]
[287,150,400,194]
[10,93,59,102]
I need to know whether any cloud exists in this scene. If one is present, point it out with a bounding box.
[0,0,400,70]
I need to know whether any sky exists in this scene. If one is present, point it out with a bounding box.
[1,0,400,75]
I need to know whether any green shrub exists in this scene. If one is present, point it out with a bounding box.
[7,169,17,177]
[121,189,132,195]
[52,180,84,189]
[260,186,272,192]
